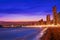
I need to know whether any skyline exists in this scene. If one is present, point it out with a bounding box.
[0,0,60,21]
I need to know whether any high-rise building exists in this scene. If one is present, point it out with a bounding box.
[52,6,58,25]
[57,12,60,24]
[46,14,50,24]
[40,19,44,25]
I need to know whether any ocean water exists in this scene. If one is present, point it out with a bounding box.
[0,27,43,40]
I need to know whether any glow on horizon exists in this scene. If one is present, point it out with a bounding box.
[0,13,53,22]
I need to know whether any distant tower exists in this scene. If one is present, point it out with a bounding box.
[40,19,44,25]
[52,6,58,25]
[46,14,50,24]
[58,12,60,24]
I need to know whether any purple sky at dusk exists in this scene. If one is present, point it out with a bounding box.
[0,0,60,22]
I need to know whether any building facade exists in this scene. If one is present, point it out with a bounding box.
[46,14,50,24]
[52,6,58,25]
[58,12,60,24]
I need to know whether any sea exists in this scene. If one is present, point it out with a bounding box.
[0,27,44,40]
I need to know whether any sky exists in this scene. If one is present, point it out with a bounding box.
[0,0,60,22]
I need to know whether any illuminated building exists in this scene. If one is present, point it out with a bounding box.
[58,12,60,24]
[46,14,50,24]
[52,6,58,25]
[40,19,44,25]
[10,24,14,27]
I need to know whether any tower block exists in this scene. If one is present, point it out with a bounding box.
[52,6,58,25]
[46,14,50,24]
[40,19,44,25]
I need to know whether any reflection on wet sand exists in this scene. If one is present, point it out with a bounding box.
[41,27,60,40]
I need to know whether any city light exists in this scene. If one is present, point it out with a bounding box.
[0,6,60,27]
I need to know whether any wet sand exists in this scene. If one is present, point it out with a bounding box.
[41,27,60,40]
